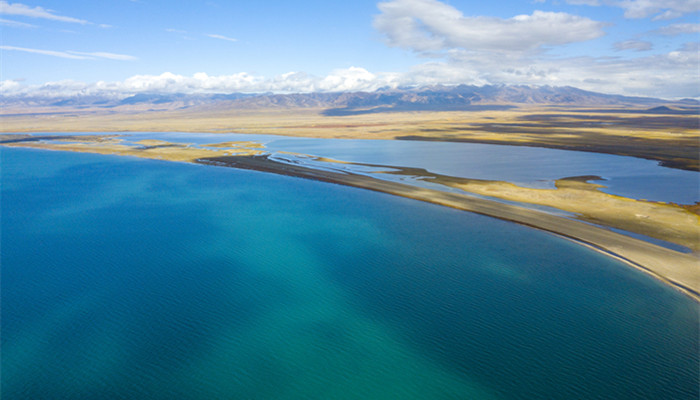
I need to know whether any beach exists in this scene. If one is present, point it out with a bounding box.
[199,154,700,301]
[1,133,697,300]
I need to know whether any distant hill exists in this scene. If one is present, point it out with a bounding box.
[643,105,699,115]
[1,85,697,115]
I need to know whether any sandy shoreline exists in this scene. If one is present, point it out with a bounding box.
[198,155,700,301]
[2,134,697,301]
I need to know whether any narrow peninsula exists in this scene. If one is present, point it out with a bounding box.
[1,134,698,301]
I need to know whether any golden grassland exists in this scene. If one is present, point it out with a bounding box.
[309,156,700,252]
[0,136,265,162]
[2,134,697,253]
[1,111,698,299]
[2,134,698,298]
[198,153,700,300]
[433,176,700,251]
[5,133,696,235]
[1,105,697,169]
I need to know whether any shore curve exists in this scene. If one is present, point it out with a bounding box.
[198,154,700,302]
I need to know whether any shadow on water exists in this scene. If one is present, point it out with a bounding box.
[321,104,516,116]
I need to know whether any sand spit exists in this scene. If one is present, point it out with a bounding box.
[326,160,700,252]
[1,134,697,301]
[198,155,699,301]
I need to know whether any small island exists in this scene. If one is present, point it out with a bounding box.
[2,133,697,301]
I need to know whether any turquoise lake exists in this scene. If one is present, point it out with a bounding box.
[1,145,698,399]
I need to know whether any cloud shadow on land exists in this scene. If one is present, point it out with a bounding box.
[322,104,516,116]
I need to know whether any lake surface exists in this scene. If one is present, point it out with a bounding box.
[2,146,698,399]
[120,132,698,204]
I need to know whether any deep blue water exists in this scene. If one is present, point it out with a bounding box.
[2,147,698,399]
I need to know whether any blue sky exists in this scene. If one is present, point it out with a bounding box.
[1,0,698,98]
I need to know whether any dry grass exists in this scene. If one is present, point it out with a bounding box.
[1,138,265,163]
[430,176,699,251]
[2,105,696,169]
[308,154,700,252]
[3,134,698,298]
[3,134,698,252]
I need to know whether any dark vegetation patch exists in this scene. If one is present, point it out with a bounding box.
[322,104,515,116]
[515,114,699,130]
[396,135,699,172]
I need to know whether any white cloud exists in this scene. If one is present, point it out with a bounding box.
[618,0,700,19]
[613,39,653,51]
[1,51,697,99]
[206,33,238,42]
[0,1,88,24]
[116,68,397,94]
[68,51,137,61]
[0,45,89,59]
[656,22,700,35]
[563,0,700,19]
[650,10,684,20]
[370,0,697,97]
[4,0,690,99]
[0,17,35,27]
[0,68,403,98]
[121,72,261,93]
[1,45,136,60]
[374,0,605,53]
[0,79,25,92]
[399,42,700,98]
[566,0,601,5]
[318,67,381,91]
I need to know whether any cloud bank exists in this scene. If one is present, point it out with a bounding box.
[0,68,401,99]
[369,0,698,98]
[562,0,700,19]
[1,0,697,99]
[656,22,700,35]
[616,0,700,19]
[374,0,605,53]
[2,41,698,101]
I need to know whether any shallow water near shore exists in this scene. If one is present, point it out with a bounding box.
[2,147,698,399]
[115,131,699,204]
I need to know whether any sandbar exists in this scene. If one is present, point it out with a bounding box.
[325,160,700,252]
[198,154,700,301]
[1,134,697,301]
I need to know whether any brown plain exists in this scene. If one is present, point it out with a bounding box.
[1,105,697,170]
[1,104,697,300]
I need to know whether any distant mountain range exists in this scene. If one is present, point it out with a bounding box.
[2,85,698,115]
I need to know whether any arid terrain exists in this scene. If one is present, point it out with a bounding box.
[2,133,698,299]
[3,86,698,170]
[3,86,698,298]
